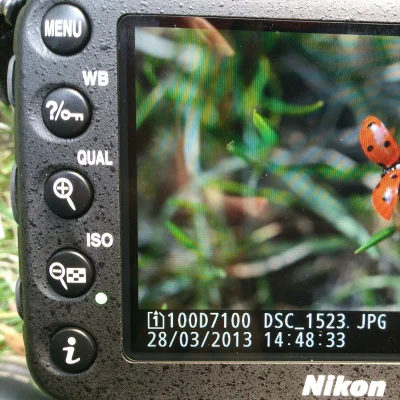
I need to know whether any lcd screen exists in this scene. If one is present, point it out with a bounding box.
[119,17,400,360]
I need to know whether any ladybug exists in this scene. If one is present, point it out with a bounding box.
[360,116,400,220]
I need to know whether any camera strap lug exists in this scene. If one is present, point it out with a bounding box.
[0,0,26,104]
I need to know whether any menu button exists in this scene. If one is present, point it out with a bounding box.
[44,19,83,38]
[41,5,90,55]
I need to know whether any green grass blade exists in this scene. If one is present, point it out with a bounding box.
[310,164,378,181]
[206,179,295,207]
[136,82,168,128]
[280,171,377,256]
[241,56,272,116]
[262,98,324,115]
[229,236,350,278]
[226,141,254,165]
[167,198,211,215]
[165,221,198,250]
[318,275,400,307]
[253,110,279,147]
[355,225,397,254]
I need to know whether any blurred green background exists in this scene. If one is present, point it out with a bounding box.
[0,103,23,360]
[136,25,400,311]
[0,97,46,399]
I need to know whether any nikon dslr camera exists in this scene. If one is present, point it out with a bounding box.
[4,0,400,398]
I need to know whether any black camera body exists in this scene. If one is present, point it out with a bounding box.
[9,0,400,398]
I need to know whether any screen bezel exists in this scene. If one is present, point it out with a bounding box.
[119,15,400,362]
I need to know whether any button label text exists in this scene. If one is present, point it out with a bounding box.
[77,150,113,166]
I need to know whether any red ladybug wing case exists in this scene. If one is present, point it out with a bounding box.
[372,172,400,220]
[360,116,400,168]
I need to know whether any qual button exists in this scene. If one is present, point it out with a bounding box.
[47,249,95,298]
[42,88,91,138]
[44,170,93,218]
[41,4,90,55]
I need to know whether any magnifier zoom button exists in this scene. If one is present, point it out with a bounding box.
[44,170,93,219]
[47,250,94,298]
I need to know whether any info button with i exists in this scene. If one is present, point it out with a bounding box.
[50,327,96,373]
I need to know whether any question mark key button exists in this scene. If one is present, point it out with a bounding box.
[44,170,93,218]
[42,88,91,138]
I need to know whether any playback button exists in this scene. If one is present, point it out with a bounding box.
[47,249,94,298]
[42,88,91,139]
[44,170,93,218]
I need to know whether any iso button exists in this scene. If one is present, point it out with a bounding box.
[41,5,90,55]
[44,170,93,219]
[42,88,91,139]
[47,250,94,298]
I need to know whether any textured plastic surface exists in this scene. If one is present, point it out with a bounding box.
[14,0,400,399]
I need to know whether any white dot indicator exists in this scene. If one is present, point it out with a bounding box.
[95,292,108,305]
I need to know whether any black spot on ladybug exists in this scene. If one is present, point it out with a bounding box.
[382,196,390,203]
[368,122,374,128]
[384,141,391,148]
[367,145,374,152]
[391,174,398,179]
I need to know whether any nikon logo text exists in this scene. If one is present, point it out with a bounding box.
[302,375,386,397]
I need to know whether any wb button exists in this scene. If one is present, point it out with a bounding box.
[44,170,93,218]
